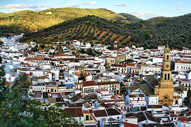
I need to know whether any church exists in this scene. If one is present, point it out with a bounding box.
[129,45,187,106]
[154,44,174,106]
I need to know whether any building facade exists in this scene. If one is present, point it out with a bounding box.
[155,45,174,106]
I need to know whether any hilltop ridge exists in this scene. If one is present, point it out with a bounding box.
[0,8,126,33]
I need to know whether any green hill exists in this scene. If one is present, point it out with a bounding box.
[21,13,191,49]
[119,13,142,22]
[1,8,191,49]
[133,14,191,48]
[0,8,126,34]
[20,15,133,48]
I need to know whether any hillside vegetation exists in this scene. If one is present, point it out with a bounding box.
[132,14,191,48]
[21,13,191,49]
[1,8,191,49]
[119,13,141,22]
[21,15,134,48]
[0,8,126,34]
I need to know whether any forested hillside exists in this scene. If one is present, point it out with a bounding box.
[133,13,191,48]
[21,13,191,49]
[0,8,126,35]
[21,15,134,48]
[1,8,191,49]
[119,13,141,22]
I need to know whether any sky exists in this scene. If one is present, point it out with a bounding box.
[0,0,191,19]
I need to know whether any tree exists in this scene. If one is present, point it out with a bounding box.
[40,44,45,49]
[0,56,3,64]
[184,90,191,106]
[0,73,78,126]
[0,41,4,45]
[143,31,151,40]
[126,59,133,63]
[0,65,6,90]
[78,73,85,81]
[86,48,95,56]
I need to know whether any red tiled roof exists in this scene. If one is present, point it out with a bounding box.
[170,113,178,117]
[93,110,107,117]
[83,81,96,87]
[59,73,64,76]
[83,110,90,114]
[64,108,83,117]
[5,81,12,87]
[175,59,191,64]
[24,58,39,61]
[181,79,190,82]
[54,54,68,57]
[75,72,91,77]
[121,121,139,127]
[178,117,188,122]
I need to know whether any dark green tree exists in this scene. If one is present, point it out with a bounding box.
[86,48,95,56]
[0,73,78,126]
[78,73,85,81]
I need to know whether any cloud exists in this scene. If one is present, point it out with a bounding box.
[0,4,51,12]
[55,2,63,4]
[114,3,127,6]
[66,3,79,7]
[176,3,182,5]
[83,1,96,5]
[132,12,161,20]
[179,8,184,10]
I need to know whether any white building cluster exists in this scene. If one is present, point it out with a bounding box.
[1,35,191,127]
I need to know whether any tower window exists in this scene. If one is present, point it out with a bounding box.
[168,74,170,80]
[167,55,169,61]
[165,97,168,99]
[165,74,167,80]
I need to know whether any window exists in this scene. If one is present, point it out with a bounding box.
[165,74,167,80]
[168,74,170,80]
[86,115,89,120]
[51,89,53,92]
[165,97,168,99]
[79,117,81,121]
[167,55,169,61]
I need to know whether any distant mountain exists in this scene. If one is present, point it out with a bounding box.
[20,15,133,48]
[119,13,142,22]
[21,13,191,49]
[0,12,4,14]
[134,13,191,48]
[1,8,191,49]
[0,8,126,33]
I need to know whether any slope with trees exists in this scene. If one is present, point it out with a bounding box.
[119,13,142,22]
[0,8,126,36]
[0,73,78,126]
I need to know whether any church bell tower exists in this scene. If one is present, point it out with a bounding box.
[158,44,174,106]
